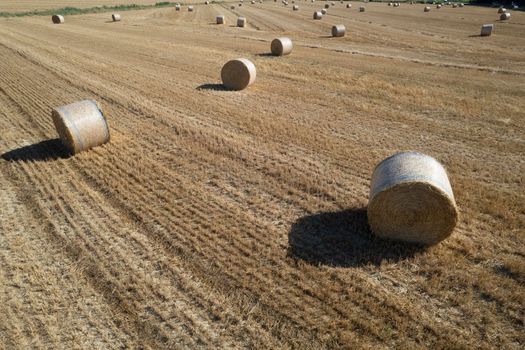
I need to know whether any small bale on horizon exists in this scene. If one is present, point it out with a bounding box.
[52,14,64,24]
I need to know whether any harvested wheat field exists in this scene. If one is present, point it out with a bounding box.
[0,1,524,349]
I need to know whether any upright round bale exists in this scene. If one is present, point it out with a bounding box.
[221,58,256,90]
[331,24,345,37]
[112,13,121,22]
[325,3,330,8]
[52,15,64,24]
[293,4,299,10]
[480,24,493,36]
[367,152,458,245]
[359,6,365,12]
[498,8,506,14]
[424,6,431,12]
[175,4,181,10]
[271,37,293,56]
[52,100,110,155]
[500,12,511,20]
[436,4,442,8]
[237,16,247,27]
[216,15,225,24]
[313,11,323,19]
[321,8,327,14]
[346,4,352,8]
[188,5,194,11]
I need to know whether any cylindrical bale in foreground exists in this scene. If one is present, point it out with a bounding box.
[52,15,64,24]
[293,5,299,10]
[52,100,110,155]
[321,8,327,14]
[313,11,323,19]
[480,24,493,36]
[188,5,194,11]
[498,7,506,14]
[112,13,121,22]
[331,24,345,37]
[367,152,458,245]
[216,15,225,24]
[424,6,430,12]
[359,6,365,12]
[500,12,511,20]
[271,37,293,56]
[237,16,247,27]
[221,58,256,90]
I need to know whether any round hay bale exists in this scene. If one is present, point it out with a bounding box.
[293,4,299,10]
[188,5,194,11]
[112,13,121,22]
[271,37,293,56]
[175,4,181,10]
[367,152,458,245]
[459,3,464,7]
[239,3,243,6]
[346,3,352,8]
[237,16,247,27]
[52,15,64,24]
[324,3,330,8]
[331,24,345,37]
[313,11,323,19]
[424,6,430,12]
[500,12,511,20]
[452,3,458,8]
[205,0,209,4]
[251,0,255,3]
[480,24,493,36]
[52,100,110,155]
[221,58,256,90]
[216,15,225,24]
[498,8,506,14]
[321,8,327,14]
[436,4,442,8]
[359,6,365,12]
[231,5,235,9]
[388,2,392,5]
[331,2,335,5]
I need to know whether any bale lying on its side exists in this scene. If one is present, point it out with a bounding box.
[321,8,327,14]
[293,5,299,10]
[480,24,493,36]
[251,0,255,4]
[175,4,181,10]
[52,100,110,155]
[216,15,225,24]
[346,3,352,8]
[237,16,247,27]
[325,3,330,8]
[359,6,365,12]
[367,152,458,245]
[424,6,430,12]
[52,15,64,24]
[205,0,210,4]
[271,37,293,56]
[188,5,194,11]
[452,3,457,8]
[231,5,235,9]
[331,24,345,37]
[221,58,256,90]
[436,4,442,8]
[498,7,506,13]
[112,13,121,22]
[313,11,323,19]
[500,12,511,20]
[459,3,464,7]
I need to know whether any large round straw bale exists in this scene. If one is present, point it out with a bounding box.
[216,15,225,24]
[388,2,392,5]
[321,8,327,14]
[175,4,181,10]
[231,5,235,8]
[221,58,256,90]
[52,100,110,155]
[367,152,458,245]
[452,3,457,8]
[480,24,493,36]
[293,5,299,10]
[424,6,430,12]
[500,12,511,20]
[251,0,255,4]
[52,15,64,24]
[331,24,345,37]
[436,4,442,8]
[271,37,293,56]
[313,11,323,19]
[324,3,330,8]
[237,16,247,27]
[205,0,210,4]
[498,7,506,13]
[112,13,121,21]
[459,3,464,7]
[359,6,365,12]
[331,2,335,5]
[188,5,194,11]
[346,3,352,8]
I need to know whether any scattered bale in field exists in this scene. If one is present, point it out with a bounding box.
[388,2,392,5]
[331,1,335,5]
[251,0,255,3]
[394,3,399,7]
[231,5,235,8]
[452,3,457,8]
[498,8,506,14]
[424,6,430,12]
[112,13,121,22]
[331,24,345,37]
[271,37,293,56]
[346,3,352,8]
[321,8,327,14]
[500,12,511,20]
[359,6,365,12]
[216,15,225,24]
[237,16,247,27]
[221,58,256,90]
[188,5,194,11]
[480,24,493,36]
[367,152,458,246]
[52,100,110,155]
[313,11,323,19]
[175,3,181,10]
[52,15,64,24]
[239,3,243,6]
[436,4,442,8]
[459,3,464,7]
[293,5,299,10]
[205,0,209,4]
[325,3,330,8]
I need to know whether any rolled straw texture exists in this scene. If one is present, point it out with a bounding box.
[331,24,345,37]
[52,15,64,24]
[367,152,458,245]
[480,24,493,36]
[271,37,293,56]
[112,13,121,21]
[221,58,256,90]
[52,100,110,154]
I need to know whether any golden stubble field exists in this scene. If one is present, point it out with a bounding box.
[0,2,524,349]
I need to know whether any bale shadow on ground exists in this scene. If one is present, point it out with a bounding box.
[1,139,70,162]
[196,83,229,91]
[255,53,275,57]
[288,208,426,267]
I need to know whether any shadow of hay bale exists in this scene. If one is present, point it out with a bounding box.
[288,208,426,267]
[196,83,229,91]
[1,139,70,162]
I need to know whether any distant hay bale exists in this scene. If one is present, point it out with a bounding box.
[231,5,235,9]
[346,3,352,8]
[239,3,243,6]
[205,0,210,4]
[388,2,392,5]
[436,4,442,8]
[52,100,110,155]
[424,6,430,12]
[359,6,365,12]
[237,16,247,27]
[500,12,511,20]
[480,24,493,36]
[112,13,121,22]
[325,3,330,8]
[271,37,293,56]
[175,3,181,10]
[459,3,464,7]
[188,5,194,11]
[331,24,345,37]
[367,152,458,246]
[331,2,335,5]
[313,11,323,19]
[51,15,64,24]
[452,3,457,8]
[216,15,225,24]
[293,4,299,10]
[498,8,506,14]
[321,8,327,14]
[221,58,256,90]
[251,0,255,3]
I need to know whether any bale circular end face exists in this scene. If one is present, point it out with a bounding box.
[313,11,323,19]
[175,4,181,10]
[216,15,225,24]
[52,100,110,155]
[237,17,247,27]
[424,6,430,12]
[231,5,235,9]
[367,152,458,245]
[293,5,299,10]
[331,24,345,37]
[480,24,493,36]
[359,6,365,12]
[112,13,121,21]
[271,37,293,56]
[324,4,330,8]
[221,58,256,91]
[498,8,506,14]
[436,4,442,8]
[188,6,194,11]
[52,15,64,24]
[346,4,351,8]
[321,8,327,14]
[500,12,510,20]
